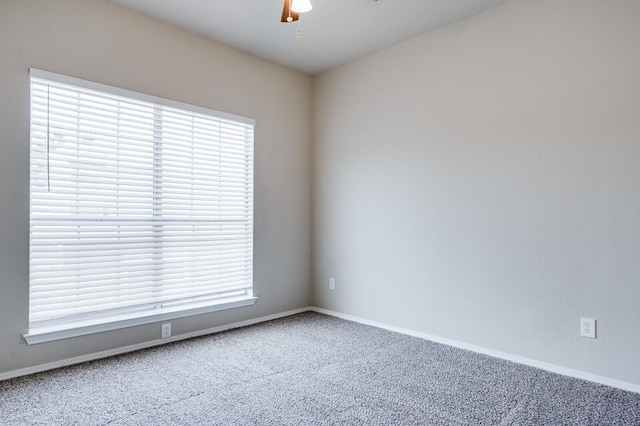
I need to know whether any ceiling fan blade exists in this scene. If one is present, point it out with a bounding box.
[281,0,299,22]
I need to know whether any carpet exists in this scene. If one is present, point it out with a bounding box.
[1,312,639,425]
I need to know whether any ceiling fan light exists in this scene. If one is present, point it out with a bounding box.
[281,0,299,22]
[291,0,312,14]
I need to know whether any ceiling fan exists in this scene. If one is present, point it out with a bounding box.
[280,0,313,37]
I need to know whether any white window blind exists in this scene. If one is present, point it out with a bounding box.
[27,69,255,343]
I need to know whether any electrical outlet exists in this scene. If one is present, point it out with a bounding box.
[161,323,171,339]
[329,277,335,290]
[580,318,596,339]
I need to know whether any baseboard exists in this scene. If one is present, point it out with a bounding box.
[4,305,639,395]
[310,307,640,395]
[0,306,314,382]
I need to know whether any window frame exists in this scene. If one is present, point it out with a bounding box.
[24,69,256,345]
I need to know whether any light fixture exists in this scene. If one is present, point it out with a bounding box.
[280,0,313,38]
[291,0,312,14]
[280,0,299,23]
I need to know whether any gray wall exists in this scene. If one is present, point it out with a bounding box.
[313,0,640,386]
[0,0,312,375]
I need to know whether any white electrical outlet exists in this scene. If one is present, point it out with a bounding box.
[329,277,335,290]
[580,318,596,339]
[161,323,171,339]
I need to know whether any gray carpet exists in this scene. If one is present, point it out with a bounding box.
[1,312,639,425]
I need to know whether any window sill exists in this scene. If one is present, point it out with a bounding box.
[23,296,257,345]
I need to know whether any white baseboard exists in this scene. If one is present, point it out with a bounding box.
[3,305,639,395]
[0,307,313,382]
[310,307,640,394]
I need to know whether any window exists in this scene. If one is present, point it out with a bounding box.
[25,69,255,344]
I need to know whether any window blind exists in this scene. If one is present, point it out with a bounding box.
[28,69,255,340]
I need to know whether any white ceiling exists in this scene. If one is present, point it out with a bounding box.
[107,0,510,76]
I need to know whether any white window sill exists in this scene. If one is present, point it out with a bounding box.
[23,296,257,345]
